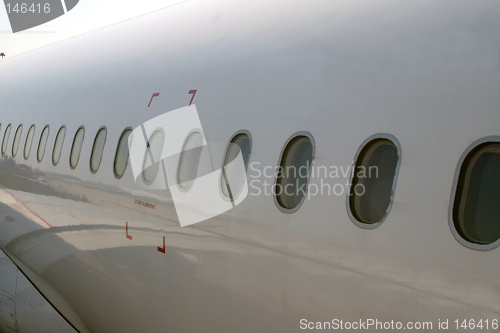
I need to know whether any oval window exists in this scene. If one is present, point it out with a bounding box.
[178,132,203,190]
[114,129,132,179]
[70,127,85,169]
[24,125,35,160]
[221,133,251,200]
[2,124,12,155]
[90,128,107,173]
[275,134,314,211]
[349,138,399,225]
[453,143,500,246]
[52,126,66,166]
[37,126,50,162]
[12,124,23,157]
[143,130,165,184]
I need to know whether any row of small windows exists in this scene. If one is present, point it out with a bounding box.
[0,122,498,250]
[0,123,126,178]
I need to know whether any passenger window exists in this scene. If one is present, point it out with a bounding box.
[69,127,85,169]
[52,126,66,166]
[24,125,35,160]
[90,128,107,173]
[349,138,399,225]
[143,130,165,184]
[221,133,251,200]
[114,129,132,179]
[177,132,202,190]
[12,124,23,157]
[275,134,314,211]
[453,143,500,245]
[37,125,50,162]
[2,124,12,155]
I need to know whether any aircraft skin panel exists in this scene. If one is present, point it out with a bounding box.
[0,250,80,333]
[0,0,499,332]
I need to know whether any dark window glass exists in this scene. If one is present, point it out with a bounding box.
[453,143,500,245]
[350,139,399,224]
[276,136,314,210]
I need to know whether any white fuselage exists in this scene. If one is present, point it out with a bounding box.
[0,0,499,332]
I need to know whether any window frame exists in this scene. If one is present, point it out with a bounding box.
[90,126,107,174]
[449,136,500,251]
[176,129,203,191]
[2,124,12,155]
[346,133,402,229]
[12,124,23,157]
[273,131,316,214]
[143,128,165,185]
[69,126,85,170]
[219,130,253,202]
[37,125,50,163]
[113,127,133,179]
[52,125,66,166]
[24,125,36,160]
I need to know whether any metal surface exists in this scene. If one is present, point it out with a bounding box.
[0,0,499,332]
[0,250,78,333]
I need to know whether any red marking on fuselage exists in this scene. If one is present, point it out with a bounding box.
[2,190,52,228]
[134,199,156,209]
[126,221,132,240]
[188,90,197,106]
[158,236,166,253]
[148,93,160,107]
